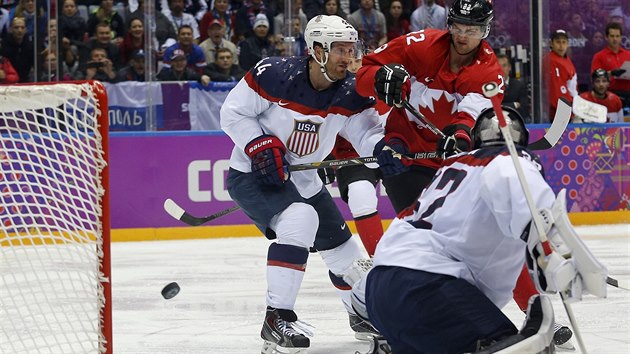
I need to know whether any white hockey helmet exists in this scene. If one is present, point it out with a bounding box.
[305,15,359,62]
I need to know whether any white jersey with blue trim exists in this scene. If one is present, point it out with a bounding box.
[221,56,384,199]
[372,147,556,308]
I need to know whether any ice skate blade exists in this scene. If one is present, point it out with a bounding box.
[355,332,378,341]
[262,340,308,354]
[555,340,576,351]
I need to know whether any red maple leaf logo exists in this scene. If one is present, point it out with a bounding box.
[416,91,457,130]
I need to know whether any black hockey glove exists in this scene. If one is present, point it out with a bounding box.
[245,135,290,187]
[374,63,411,107]
[610,68,626,77]
[374,136,411,177]
[437,125,472,159]
[317,155,336,185]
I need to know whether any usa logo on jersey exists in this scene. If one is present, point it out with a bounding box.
[287,120,321,156]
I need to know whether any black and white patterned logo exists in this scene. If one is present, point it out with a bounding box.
[461,2,472,15]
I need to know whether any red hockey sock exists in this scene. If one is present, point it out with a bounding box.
[513,263,540,312]
[354,212,384,257]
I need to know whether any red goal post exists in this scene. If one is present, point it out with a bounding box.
[0,81,111,353]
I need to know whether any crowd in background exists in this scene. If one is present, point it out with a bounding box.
[0,0,628,121]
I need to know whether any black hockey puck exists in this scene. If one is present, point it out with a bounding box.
[161,282,180,299]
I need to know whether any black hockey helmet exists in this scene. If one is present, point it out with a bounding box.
[472,106,529,149]
[447,0,494,39]
[591,68,609,82]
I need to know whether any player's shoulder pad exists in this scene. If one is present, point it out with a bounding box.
[334,74,377,113]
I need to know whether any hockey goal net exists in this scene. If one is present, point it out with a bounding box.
[0,81,111,353]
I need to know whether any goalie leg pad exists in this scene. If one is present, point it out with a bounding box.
[477,295,555,354]
[551,189,608,299]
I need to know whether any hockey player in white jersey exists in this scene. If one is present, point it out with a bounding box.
[348,106,608,354]
[220,15,407,354]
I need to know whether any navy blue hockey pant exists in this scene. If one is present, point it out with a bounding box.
[365,266,518,354]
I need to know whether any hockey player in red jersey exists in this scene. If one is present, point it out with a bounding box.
[544,29,577,121]
[354,0,575,348]
[575,68,624,123]
[356,0,503,214]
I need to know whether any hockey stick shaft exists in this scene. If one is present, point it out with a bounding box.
[288,152,438,171]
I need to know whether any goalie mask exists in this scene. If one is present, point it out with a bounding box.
[472,106,529,148]
[305,15,361,82]
[447,0,494,39]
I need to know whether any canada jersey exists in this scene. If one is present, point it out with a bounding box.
[356,29,504,169]
[545,51,577,118]
[221,56,384,199]
[372,147,556,308]
[579,91,624,123]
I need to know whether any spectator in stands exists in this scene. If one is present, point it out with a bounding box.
[82,22,122,69]
[273,0,307,37]
[288,17,307,56]
[238,13,275,71]
[119,18,149,65]
[165,0,200,42]
[575,68,624,123]
[160,0,207,21]
[61,44,84,80]
[322,0,346,19]
[0,6,11,37]
[163,25,206,74]
[39,50,65,81]
[347,0,386,50]
[87,0,125,44]
[410,0,446,32]
[497,53,529,122]
[201,47,244,83]
[591,22,630,102]
[235,0,274,41]
[544,29,577,120]
[127,0,177,50]
[116,48,145,82]
[198,0,235,43]
[0,53,19,82]
[84,46,116,81]
[0,16,33,82]
[59,0,87,47]
[8,0,47,42]
[157,48,202,81]
[385,0,409,42]
[199,18,238,65]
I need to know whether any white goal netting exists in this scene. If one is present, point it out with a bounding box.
[0,82,111,354]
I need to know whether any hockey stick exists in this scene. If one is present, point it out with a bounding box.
[483,82,588,354]
[607,276,630,291]
[527,98,571,150]
[164,199,241,226]
[403,98,570,151]
[288,151,438,171]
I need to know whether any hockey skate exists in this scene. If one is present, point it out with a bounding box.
[553,323,575,351]
[261,307,311,354]
[355,335,392,354]
[349,312,380,341]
